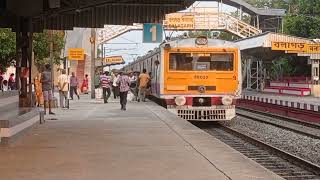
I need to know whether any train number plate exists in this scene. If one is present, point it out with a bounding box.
[194,75,208,79]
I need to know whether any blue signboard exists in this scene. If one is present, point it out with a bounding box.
[143,23,163,43]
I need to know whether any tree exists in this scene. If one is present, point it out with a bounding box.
[0,29,65,73]
[284,0,320,38]
[0,28,16,73]
[33,30,65,66]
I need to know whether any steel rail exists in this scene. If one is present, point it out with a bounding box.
[216,125,320,177]
[237,106,320,130]
[236,108,320,140]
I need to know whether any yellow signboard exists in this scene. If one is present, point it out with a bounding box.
[271,42,320,54]
[68,48,84,60]
[164,14,194,29]
[306,44,320,53]
[271,42,306,51]
[104,56,125,65]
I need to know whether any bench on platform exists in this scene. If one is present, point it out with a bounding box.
[281,87,311,96]
[263,86,311,96]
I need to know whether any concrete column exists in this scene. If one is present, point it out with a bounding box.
[17,17,33,107]
[239,6,243,20]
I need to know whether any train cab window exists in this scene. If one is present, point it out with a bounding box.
[169,53,234,71]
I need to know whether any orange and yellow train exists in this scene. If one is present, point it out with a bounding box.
[123,37,241,121]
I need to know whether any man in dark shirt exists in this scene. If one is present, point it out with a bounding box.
[41,64,54,115]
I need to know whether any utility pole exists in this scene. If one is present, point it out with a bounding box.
[90,28,96,99]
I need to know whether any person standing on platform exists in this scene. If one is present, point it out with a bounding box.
[58,69,69,108]
[117,71,130,110]
[112,71,120,99]
[41,64,54,115]
[69,72,80,100]
[34,73,43,107]
[100,71,112,103]
[8,73,15,90]
[138,69,150,102]
[0,73,3,91]
[128,71,137,101]
[81,74,89,94]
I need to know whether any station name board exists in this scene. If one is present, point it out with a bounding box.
[163,14,194,29]
[68,48,84,60]
[271,42,320,53]
[104,56,125,65]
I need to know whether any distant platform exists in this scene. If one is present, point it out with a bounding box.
[242,90,320,112]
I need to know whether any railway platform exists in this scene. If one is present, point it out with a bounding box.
[242,90,320,112]
[0,95,283,180]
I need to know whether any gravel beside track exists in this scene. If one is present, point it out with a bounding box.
[232,116,320,166]
[236,109,320,139]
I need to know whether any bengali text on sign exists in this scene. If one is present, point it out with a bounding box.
[104,56,125,65]
[164,14,194,29]
[68,48,84,60]
[271,42,306,51]
[271,42,320,54]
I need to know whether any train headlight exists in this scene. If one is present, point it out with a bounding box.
[175,96,186,106]
[222,96,233,106]
[198,98,205,104]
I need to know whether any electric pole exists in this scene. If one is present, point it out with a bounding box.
[90,28,96,99]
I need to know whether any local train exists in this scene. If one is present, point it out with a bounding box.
[123,37,241,121]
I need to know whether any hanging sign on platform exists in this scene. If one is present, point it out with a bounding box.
[68,48,85,60]
[143,23,163,43]
[163,14,195,29]
[104,56,125,65]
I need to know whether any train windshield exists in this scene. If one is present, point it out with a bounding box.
[169,53,234,71]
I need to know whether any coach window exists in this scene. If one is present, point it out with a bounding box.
[169,53,234,71]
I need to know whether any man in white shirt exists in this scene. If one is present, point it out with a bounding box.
[112,72,120,99]
[58,69,69,108]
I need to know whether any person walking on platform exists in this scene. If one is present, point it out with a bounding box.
[70,72,80,100]
[138,69,150,102]
[41,64,54,115]
[117,71,130,110]
[58,69,69,108]
[112,71,120,99]
[100,71,112,103]
[81,74,89,94]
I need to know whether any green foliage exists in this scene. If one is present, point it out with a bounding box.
[270,57,295,80]
[0,29,65,73]
[285,15,320,38]
[33,30,65,66]
[284,0,320,38]
[0,28,16,73]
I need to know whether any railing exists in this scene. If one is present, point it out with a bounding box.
[97,12,262,44]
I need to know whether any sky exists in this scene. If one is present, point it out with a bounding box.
[80,1,238,70]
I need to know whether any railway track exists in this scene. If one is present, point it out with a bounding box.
[194,122,320,180]
[236,107,320,139]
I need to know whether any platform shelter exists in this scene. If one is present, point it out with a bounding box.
[235,32,320,98]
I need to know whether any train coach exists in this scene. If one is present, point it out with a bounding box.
[123,37,241,121]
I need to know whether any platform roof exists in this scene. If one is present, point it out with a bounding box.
[1,0,193,32]
[235,32,320,60]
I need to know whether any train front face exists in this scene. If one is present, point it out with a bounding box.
[162,38,241,121]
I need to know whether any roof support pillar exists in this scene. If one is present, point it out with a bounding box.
[16,17,34,107]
